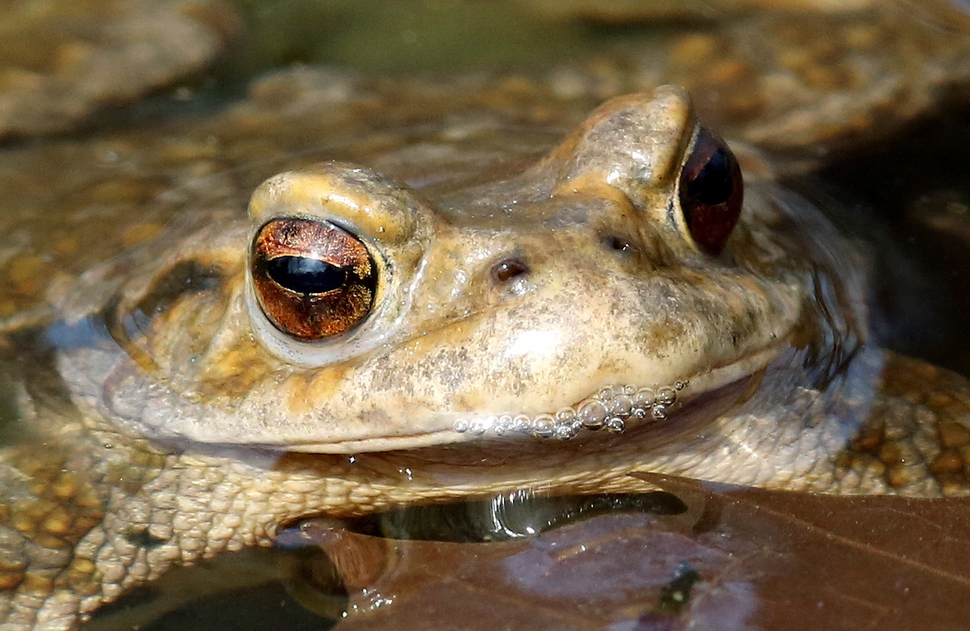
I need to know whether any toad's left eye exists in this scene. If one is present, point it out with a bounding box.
[678,127,743,255]
[251,218,378,341]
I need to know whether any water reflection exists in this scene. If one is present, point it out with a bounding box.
[88,480,970,630]
[88,491,693,629]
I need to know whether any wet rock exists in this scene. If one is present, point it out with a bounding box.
[0,0,240,139]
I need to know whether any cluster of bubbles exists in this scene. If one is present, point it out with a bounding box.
[453,381,687,440]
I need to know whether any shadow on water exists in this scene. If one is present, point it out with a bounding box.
[812,107,970,375]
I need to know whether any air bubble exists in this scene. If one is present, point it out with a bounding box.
[512,415,532,433]
[633,387,655,409]
[609,394,634,417]
[556,407,576,423]
[656,388,677,406]
[532,415,555,438]
[606,417,626,433]
[451,379,686,439]
[470,417,493,435]
[578,399,608,429]
[554,423,579,440]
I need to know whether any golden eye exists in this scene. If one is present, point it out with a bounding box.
[678,127,743,255]
[251,218,378,341]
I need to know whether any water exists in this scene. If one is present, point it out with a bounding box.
[2,1,970,630]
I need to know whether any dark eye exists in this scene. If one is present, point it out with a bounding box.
[251,218,378,341]
[491,258,530,284]
[678,127,743,255]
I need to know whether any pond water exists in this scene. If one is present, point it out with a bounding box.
[2,1,970,630]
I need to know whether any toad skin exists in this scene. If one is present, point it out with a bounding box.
[2,88,969,630]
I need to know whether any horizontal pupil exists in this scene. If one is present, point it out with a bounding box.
[685,148,732,206]
[266,255,346,295]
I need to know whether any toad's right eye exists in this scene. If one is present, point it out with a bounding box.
[250,218,378,341]
[678,126,743,255]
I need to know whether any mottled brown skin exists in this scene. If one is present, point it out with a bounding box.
[4,2,970,329]
[2,87,970,630]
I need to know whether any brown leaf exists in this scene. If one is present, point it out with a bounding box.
[287,480,970,631]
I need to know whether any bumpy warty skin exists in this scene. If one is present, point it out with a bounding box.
[3,88,970,630]
[5,343,970,630]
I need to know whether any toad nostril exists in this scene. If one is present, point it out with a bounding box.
[602,235,634,252]
[490,258,530,284]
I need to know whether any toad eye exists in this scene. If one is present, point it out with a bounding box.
[678,126,743,255]
[251,218,378,341]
